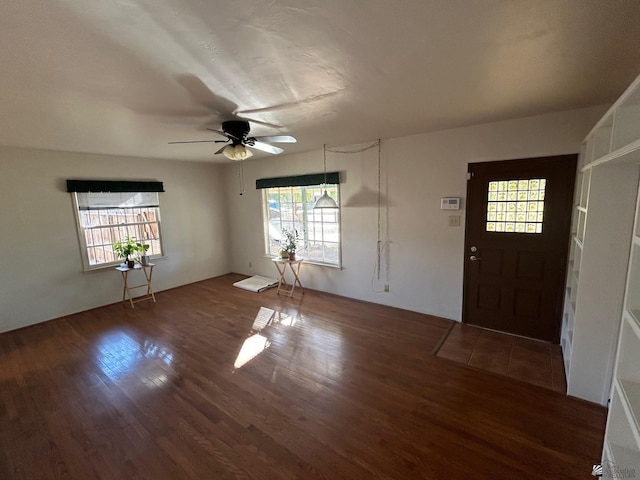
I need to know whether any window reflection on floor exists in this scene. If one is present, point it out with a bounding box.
[95,331,174,390]
[234,333,271,369]
[234,307,292,370]
[233,306,344,384]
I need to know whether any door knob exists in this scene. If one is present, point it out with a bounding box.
[470,255,482,261]
[470,246,478,252]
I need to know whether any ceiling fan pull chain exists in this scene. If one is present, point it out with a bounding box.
[238,159,245,195]
[377,139,382,280]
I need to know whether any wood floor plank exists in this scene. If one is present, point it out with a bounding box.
[0,273,606,479]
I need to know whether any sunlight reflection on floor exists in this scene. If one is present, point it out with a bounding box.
[95,331,174,390]
[233,306,344,385]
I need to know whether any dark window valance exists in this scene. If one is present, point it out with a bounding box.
[66,180,165,193]
[255,172,340,189]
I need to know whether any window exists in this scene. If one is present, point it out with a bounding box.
[486,178,546,233]
[72,191,164,269]
[263,184,340,266]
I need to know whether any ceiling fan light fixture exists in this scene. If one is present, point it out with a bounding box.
[234,144,252,160]
[222,144,253,161]
[222,145,235,160]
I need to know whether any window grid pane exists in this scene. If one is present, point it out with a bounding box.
[264,185,340,266]
[76,203,163,266]
[487,178,546,233]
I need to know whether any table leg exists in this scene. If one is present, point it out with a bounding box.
[120,270,135,308]
[274,262,288,295]
[121,271,127,302]
[143,266,156,302]
[287,262,304,297]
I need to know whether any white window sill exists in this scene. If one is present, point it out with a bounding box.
[262,255,342,270]
[83,255,167,272]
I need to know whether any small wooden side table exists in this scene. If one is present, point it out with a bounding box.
[272,258,304,297]
[116,263,156,308]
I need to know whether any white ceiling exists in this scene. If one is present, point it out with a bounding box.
[1,0,640,163]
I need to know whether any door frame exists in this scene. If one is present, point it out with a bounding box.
[461,155,577,343]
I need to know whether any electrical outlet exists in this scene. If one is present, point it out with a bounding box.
[384,284,390,292]
[448,215,461,227]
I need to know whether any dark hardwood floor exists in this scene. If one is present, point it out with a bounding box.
[0,274,606,479]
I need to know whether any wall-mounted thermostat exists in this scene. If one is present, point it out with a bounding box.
[441,197,461,210]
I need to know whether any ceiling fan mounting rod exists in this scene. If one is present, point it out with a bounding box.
[222,120,251,141]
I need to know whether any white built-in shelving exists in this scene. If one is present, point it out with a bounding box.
[562,72,640,474]
[602,193,640,473]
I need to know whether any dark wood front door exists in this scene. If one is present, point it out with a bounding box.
[463,155,577,343]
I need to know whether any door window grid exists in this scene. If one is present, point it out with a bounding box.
[486,179,546,233]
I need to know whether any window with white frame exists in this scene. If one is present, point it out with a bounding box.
[263,183,341,266]
[71,191,163,269]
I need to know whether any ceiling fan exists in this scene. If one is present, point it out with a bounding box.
[168,120,296,160]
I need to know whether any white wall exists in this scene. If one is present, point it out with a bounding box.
[0,105,607,333]
[0,146,229,333]
[225,106,607,321]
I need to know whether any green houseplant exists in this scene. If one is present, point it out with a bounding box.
[113,236,145,268]
[113,237,149,268]
[282,229,299,260]
[137,242,150,265]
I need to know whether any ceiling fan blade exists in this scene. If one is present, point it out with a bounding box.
[240,117,283,129]
[214,145,227,155]
[208,127,242,143]
[250,142,284,155]
[206,128,232,139]
[168,140,217,144]
[252,135,297,143]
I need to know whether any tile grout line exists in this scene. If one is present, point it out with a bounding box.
[549,344,559,392]
[505,335,515,378]
[466,329,482,366]
[431,321,456,356]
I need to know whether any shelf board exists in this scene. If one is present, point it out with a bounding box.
[584,138,640,170]
[582,74,640,143]
[626,309,640,334]
[607,442,640,472]
[565,307,574,325]
[573,235,584,249]
[618,379,640,437]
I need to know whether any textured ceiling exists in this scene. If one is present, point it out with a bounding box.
[1,0,640,162]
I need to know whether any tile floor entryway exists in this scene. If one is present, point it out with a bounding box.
[435,322,566,393]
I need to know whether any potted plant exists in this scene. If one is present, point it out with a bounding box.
[136,242,151,265]
[113,236,138,268]
[282,229,299,261]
